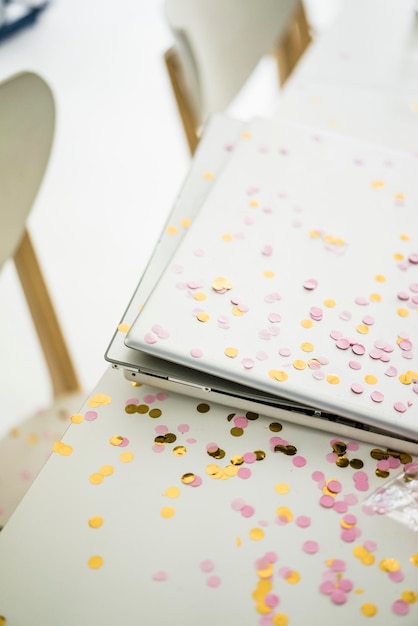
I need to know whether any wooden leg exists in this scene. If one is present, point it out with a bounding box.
[276,1,312,86]
[164,47,200,156]
[13,228,81,398]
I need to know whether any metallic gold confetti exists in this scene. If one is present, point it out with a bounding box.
[379,558,400,573]
[401,590,418,604]
[71,413,84,424]
[269,422,282,432]
[181,473,196,484]
[166,225,178,235]
[326,374,340,384]
[196,312,210,322]
[197,403,210,413]
[254,450,266,461]
[117,323,131,333]
[163,486,180,498]
[230,427,244,437]
[275,482,290,494]
[301,319,313,328]
[160,506,175,518]
[268,369,288,382]
[149,408,162,418]
[230,455,244,465]
[173,445,187,456]
[100,465,114,477]
[89,473,104,485]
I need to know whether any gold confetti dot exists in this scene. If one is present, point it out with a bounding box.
[222,233,233,242]
[71,413,84,424]
[395,193,405,202]
[364,374,378,385]
[109,435,123,446]
[89,473,104,485]
[397,308,409,317]
[88,555,104,569]
[232,305,245,316]
[230,427,244,437]
[276,506,293,522]
[194,292,206,301]
[149,408,162,418]
[52,441,73,456]
[100,465,114,477]
[197,403,210,413]
[180,218,191,228]
[301,318,313,328]
[275,482,290,494]
[241,131,251,139]
[371,180,384,189]
[249,199,259,207]
[88,516,103,529]
[203,171,214,180]
[88,393,112,408]
[268,369,288,382]
[356,324,369,334]
[196,312,210,322]
[293,359,306,370]
[166,225,178,235]
[225,347,238,358]
[263,270,275,278]
[393,252,404,260]
[236,537,242,547]
[160,506,175,518]
[369,293,382,303]
[230,455,244,465]
[410,554,418,566]
[249,528,265,541]
[181,473,196,484]
[400,233,410,241]
[379,558,400,573]
[257,564,274,580]
[0,616,6,625]
[375,274,386,282]
[326,374,340,385]
[324,299,336,308]
[269,422,282,432]
[173,445,187,456]
[28,433,38,445]
[300,342,314,352]
[163,486,180,498]
[120,451,134,463]
[285,570,301,584]
[401,590,418,604]
[117,323,131,333]
[361,603,377,617]
[212,276,233,291]
[309,229,321,238]
[272,615,289,626]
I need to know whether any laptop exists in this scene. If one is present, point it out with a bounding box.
[107,116,418,454]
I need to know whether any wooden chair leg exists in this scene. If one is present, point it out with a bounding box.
[164,47,200,155]
[13,228,81,398]
[276,0,312,86]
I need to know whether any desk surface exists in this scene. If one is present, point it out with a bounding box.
[0,366,417,626]
[1,1,418,625]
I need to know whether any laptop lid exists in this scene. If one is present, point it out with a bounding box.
[125,117,418,445]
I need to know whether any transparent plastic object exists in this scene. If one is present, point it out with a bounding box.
[363,462,418,531]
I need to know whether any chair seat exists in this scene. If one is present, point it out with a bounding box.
[0,392,85,528]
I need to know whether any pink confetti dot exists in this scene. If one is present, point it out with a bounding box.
[389,570,405,583]
[336,338,351,350]
[377,459,390,471]
[362,315,375,325]
[346,441,359,451]
[392,599,410,616]
[303,278,318,290]
[330,330,343,340]
[341,527,360,542]
[241,505,255,518]
[333,501,348,514]
[177,423,190,433]
[125,398,139,406]
[278,347,292,357]
[242,358,255,369]
[303,540,319,554]
[152,570,168,582]
[85,411,98,421]
[344,493,358,505]
[231,498,246,511]
[237,467,252,479]
[385,366,398,377]
[144,332,157,344]
[331,590,348,605]
[200,559,215,572]
[397,291,410,301]
[363,540,377,552]
[354,480,369,492]
[310,306,323,320]
[352,344,366,356]
[292,455,307,468]
[143,394,156,403]
[234,416,248,429]
[319,495,335,509]
[265,593,280,608]
[207,575,221,588]
[320,580,335,595]
[312,470,325,482]
[327,480,342,494]
[189,475,203,487]
[119,437,129,447]
[243,452,257,464]
[326,452,338,463]
[156,392,168,401]
[296,515,311,528]
[394,402,407,413]
[339,310,352,321]
[342,513,357,525]
[351,383,364,394]
[152,445,165,454]
[268,312,281,323]
[371,390,384,403]
[355,296,369,305]
[190,347,203,358]
[155,425,168,434]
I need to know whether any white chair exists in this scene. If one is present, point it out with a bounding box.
[164,0,311,153]
[0,71,84,528]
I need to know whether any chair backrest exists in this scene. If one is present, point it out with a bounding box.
[164,0,303,129]
[0,71,54,269]
[0,71,80,397]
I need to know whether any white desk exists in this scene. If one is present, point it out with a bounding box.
[279,0,418,152]
[1,1,418,625]
[0,366,417,625]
